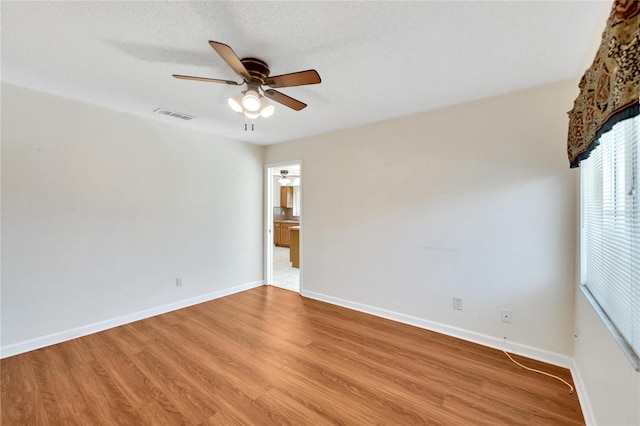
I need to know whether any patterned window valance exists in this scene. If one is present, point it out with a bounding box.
[567,0,639,168]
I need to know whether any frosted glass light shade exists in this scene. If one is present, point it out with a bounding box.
[260,98,275,118]
[228,94,244,113]
[242,90,261,112]
[244,110,260,119]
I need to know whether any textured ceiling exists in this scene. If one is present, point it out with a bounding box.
[1,1,606,145]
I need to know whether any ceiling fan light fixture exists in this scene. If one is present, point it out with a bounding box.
[244,110,260,119]
[172,40,321,130]
[260,98,275,118]
[242,89,261,112]
[228,93,244,113]
[279,170,290,185]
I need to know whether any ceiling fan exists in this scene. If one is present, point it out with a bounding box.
[173,40,321,127]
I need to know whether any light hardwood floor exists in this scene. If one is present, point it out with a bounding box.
[1,286,584,425]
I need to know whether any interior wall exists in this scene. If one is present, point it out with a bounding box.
[574,292,640,425]
[266,79,577,357]
[1,83,264,349]
[273,176,281,207]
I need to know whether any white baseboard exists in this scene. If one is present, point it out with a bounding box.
[1,280,264,359]
[301,289,574,369]
[570,360,596,426]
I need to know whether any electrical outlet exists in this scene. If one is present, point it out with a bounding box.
[453,297,463,311]
[501,309,512,324]
[176,278,182,287]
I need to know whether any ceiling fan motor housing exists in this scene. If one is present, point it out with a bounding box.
[241,58,270,84]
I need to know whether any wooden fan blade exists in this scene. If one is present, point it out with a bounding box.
[172,74,240,85]
[208,41,251,81]
[264,69,321,88]
[264,89,307,111]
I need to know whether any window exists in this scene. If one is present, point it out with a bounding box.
[581,114,639,368]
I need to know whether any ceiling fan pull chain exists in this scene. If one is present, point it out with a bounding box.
[243,117,255,131]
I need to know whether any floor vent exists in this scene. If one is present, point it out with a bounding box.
[153,108,195,121]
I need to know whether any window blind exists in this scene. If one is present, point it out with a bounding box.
[581,114,639,361]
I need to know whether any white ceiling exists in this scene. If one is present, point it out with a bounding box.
[1,1,606,146]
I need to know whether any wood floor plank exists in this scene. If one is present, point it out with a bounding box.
[1,352,40,426]
[305,339,447,408]
[280,351,436,424]
[230,344,383,425]
[309,320,484,396]
[441,392,529,426]
[53,408,103,426]
[157,319,275,400]
[1,286,585,425]
[192,312,310,369]
[30,346,88,421]
[136,401,193,426]
[529,409,585,426]
[253,387,336,425]
[130,348,217,424]
[481,377,582,421]
[200,296,316,348]
[299,307,493,395]
[146,335,228,397]
[0,389,48,426]
[69,360,144,425]
[54,337,96,369]
[26,350,63,423]
[205,383,280,426]
[91,336,169,409]
[100,323,149,355]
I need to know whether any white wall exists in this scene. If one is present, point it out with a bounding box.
[574,292,640,425]
[571,2,640,424]
[273,176,281,207]
[266,79,578,358]
[1,83,264,351]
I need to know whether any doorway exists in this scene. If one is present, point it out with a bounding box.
[266,162,301,293]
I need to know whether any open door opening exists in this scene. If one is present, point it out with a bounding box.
[265,163,301,293]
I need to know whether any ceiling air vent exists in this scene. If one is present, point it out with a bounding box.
[153,107,195,121]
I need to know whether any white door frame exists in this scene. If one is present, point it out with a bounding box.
[264,161,302,292]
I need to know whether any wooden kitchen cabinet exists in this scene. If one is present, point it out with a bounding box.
[280,186,293,208]
[274,222,282,246]
[274,221,297,247]
[281,225,291,246]
[289,227,300,268]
